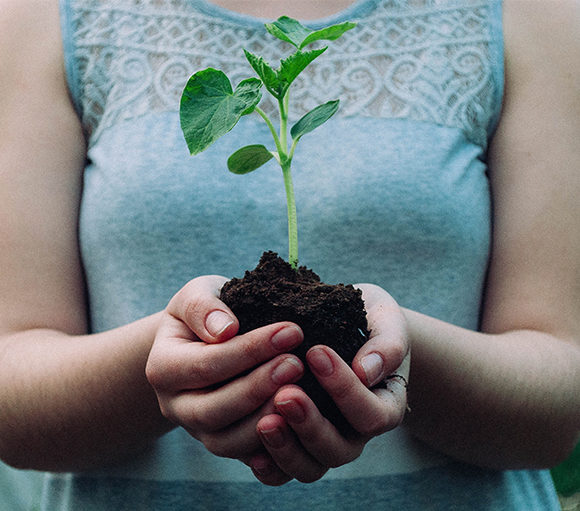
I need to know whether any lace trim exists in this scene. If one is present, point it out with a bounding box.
[66,0,502,148]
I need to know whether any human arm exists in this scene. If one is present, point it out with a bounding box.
[146,276,409,486]
[0,0,306,472]
[402,0,580,469]
[1,0,377,474]
[0,0,173,471]
[244,0,580,480]
[144,276,308,462]
[146,1,580,483]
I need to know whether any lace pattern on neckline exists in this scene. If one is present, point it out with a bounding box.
[66,0,502,149]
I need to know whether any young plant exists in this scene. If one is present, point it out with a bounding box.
[180,16,356,269]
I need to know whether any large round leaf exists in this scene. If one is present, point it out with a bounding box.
[180,69,262,155]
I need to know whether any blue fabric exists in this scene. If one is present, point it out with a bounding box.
[78,115,492,332]
[39,0,561,509]
[46,466,558,511]
[0,463,43,511]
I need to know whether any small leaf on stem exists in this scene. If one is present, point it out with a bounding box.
[180,69,262,155]
[278,48,327,90]
[245,48,326,100]
[291,100,340,141]
[265,16,312,48]
[244,50,285,99]
[300,22,358,49]
[265,16,357,49]
[227,145,274,174]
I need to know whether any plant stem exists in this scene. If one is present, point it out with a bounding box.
[278,94,289,153]
[257,92,298,268]
[281,159,299,269]
[288,137,299,160]
[278,91,299,268]
[255,107,283,156]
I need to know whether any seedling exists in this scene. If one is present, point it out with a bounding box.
[180,16,356,269]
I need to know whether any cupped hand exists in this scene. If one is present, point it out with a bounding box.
[145,275,305,460]
[250,283,410,486]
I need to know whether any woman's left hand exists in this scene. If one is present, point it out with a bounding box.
[248,283,410,486]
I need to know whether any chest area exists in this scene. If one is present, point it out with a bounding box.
[72,0,502,150]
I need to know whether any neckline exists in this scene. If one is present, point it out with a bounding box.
[189,0,379,28]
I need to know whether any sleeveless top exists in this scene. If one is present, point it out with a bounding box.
[41,0,560,509]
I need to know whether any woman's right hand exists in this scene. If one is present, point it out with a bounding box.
[145,275,305,461]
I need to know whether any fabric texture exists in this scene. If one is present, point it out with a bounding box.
[39,0,561,509]
[0,463,43,511]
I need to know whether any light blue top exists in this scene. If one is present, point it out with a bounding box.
[0,464,43,511]
[35,0,560,509]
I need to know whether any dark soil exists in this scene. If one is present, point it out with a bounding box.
[220,251,370,434]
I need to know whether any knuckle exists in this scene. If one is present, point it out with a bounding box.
[201,434,231,458]
[241,371,274,409]
[174,396,221,433]
[329,377,355,401]
[192,403,222,433]
[356,410,397,437]
[296,467,328,484]
[357,422,383,438]
[326,445,363,468]
[184,295,206,324]
[357,422,386,438]
[188,351,219,387]
[145,357,164,388]
[239,334,266,368]
[389,339,407,365]
[201,431,258,459]
[145,354,178,391]
[169,277,213,323]
[156,399,178,424]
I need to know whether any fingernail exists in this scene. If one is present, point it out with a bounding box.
[271,326,303,351]
[205,310,234,337]
[259,426,286,449]
[271,357,302,385]
[276,399,306,423]
[361,353,384,387]
[308,347,334,377]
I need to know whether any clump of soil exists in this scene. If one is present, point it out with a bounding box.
[220,251,369,434]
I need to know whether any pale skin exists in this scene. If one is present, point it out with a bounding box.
[0,0,579,488]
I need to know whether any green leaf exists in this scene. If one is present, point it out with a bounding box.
[290,100,340,141]
[245,47,326,100]
[180,69,262,155]
[236,77,265,115]
[265,16,312,48]
[227,145,274,174]
[300,22,358,49]
[265,16,357,49]
[244,50,285,98]
[278,48,327,91]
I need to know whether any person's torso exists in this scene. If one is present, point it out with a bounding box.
[43,0,560,509]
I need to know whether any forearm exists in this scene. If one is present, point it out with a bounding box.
[0,313,172,472]
[403,308,580,469]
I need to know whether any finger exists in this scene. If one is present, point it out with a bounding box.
[246,452,293,487]
[256,413,328,483]
[167,275,238,343]
[308,346,407,436]
[353,283,409,387]
[147,321,303,391]
[352,319,409,388]
[272,385,365,469]
[195,398,279,459]
[160,354,304,432]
